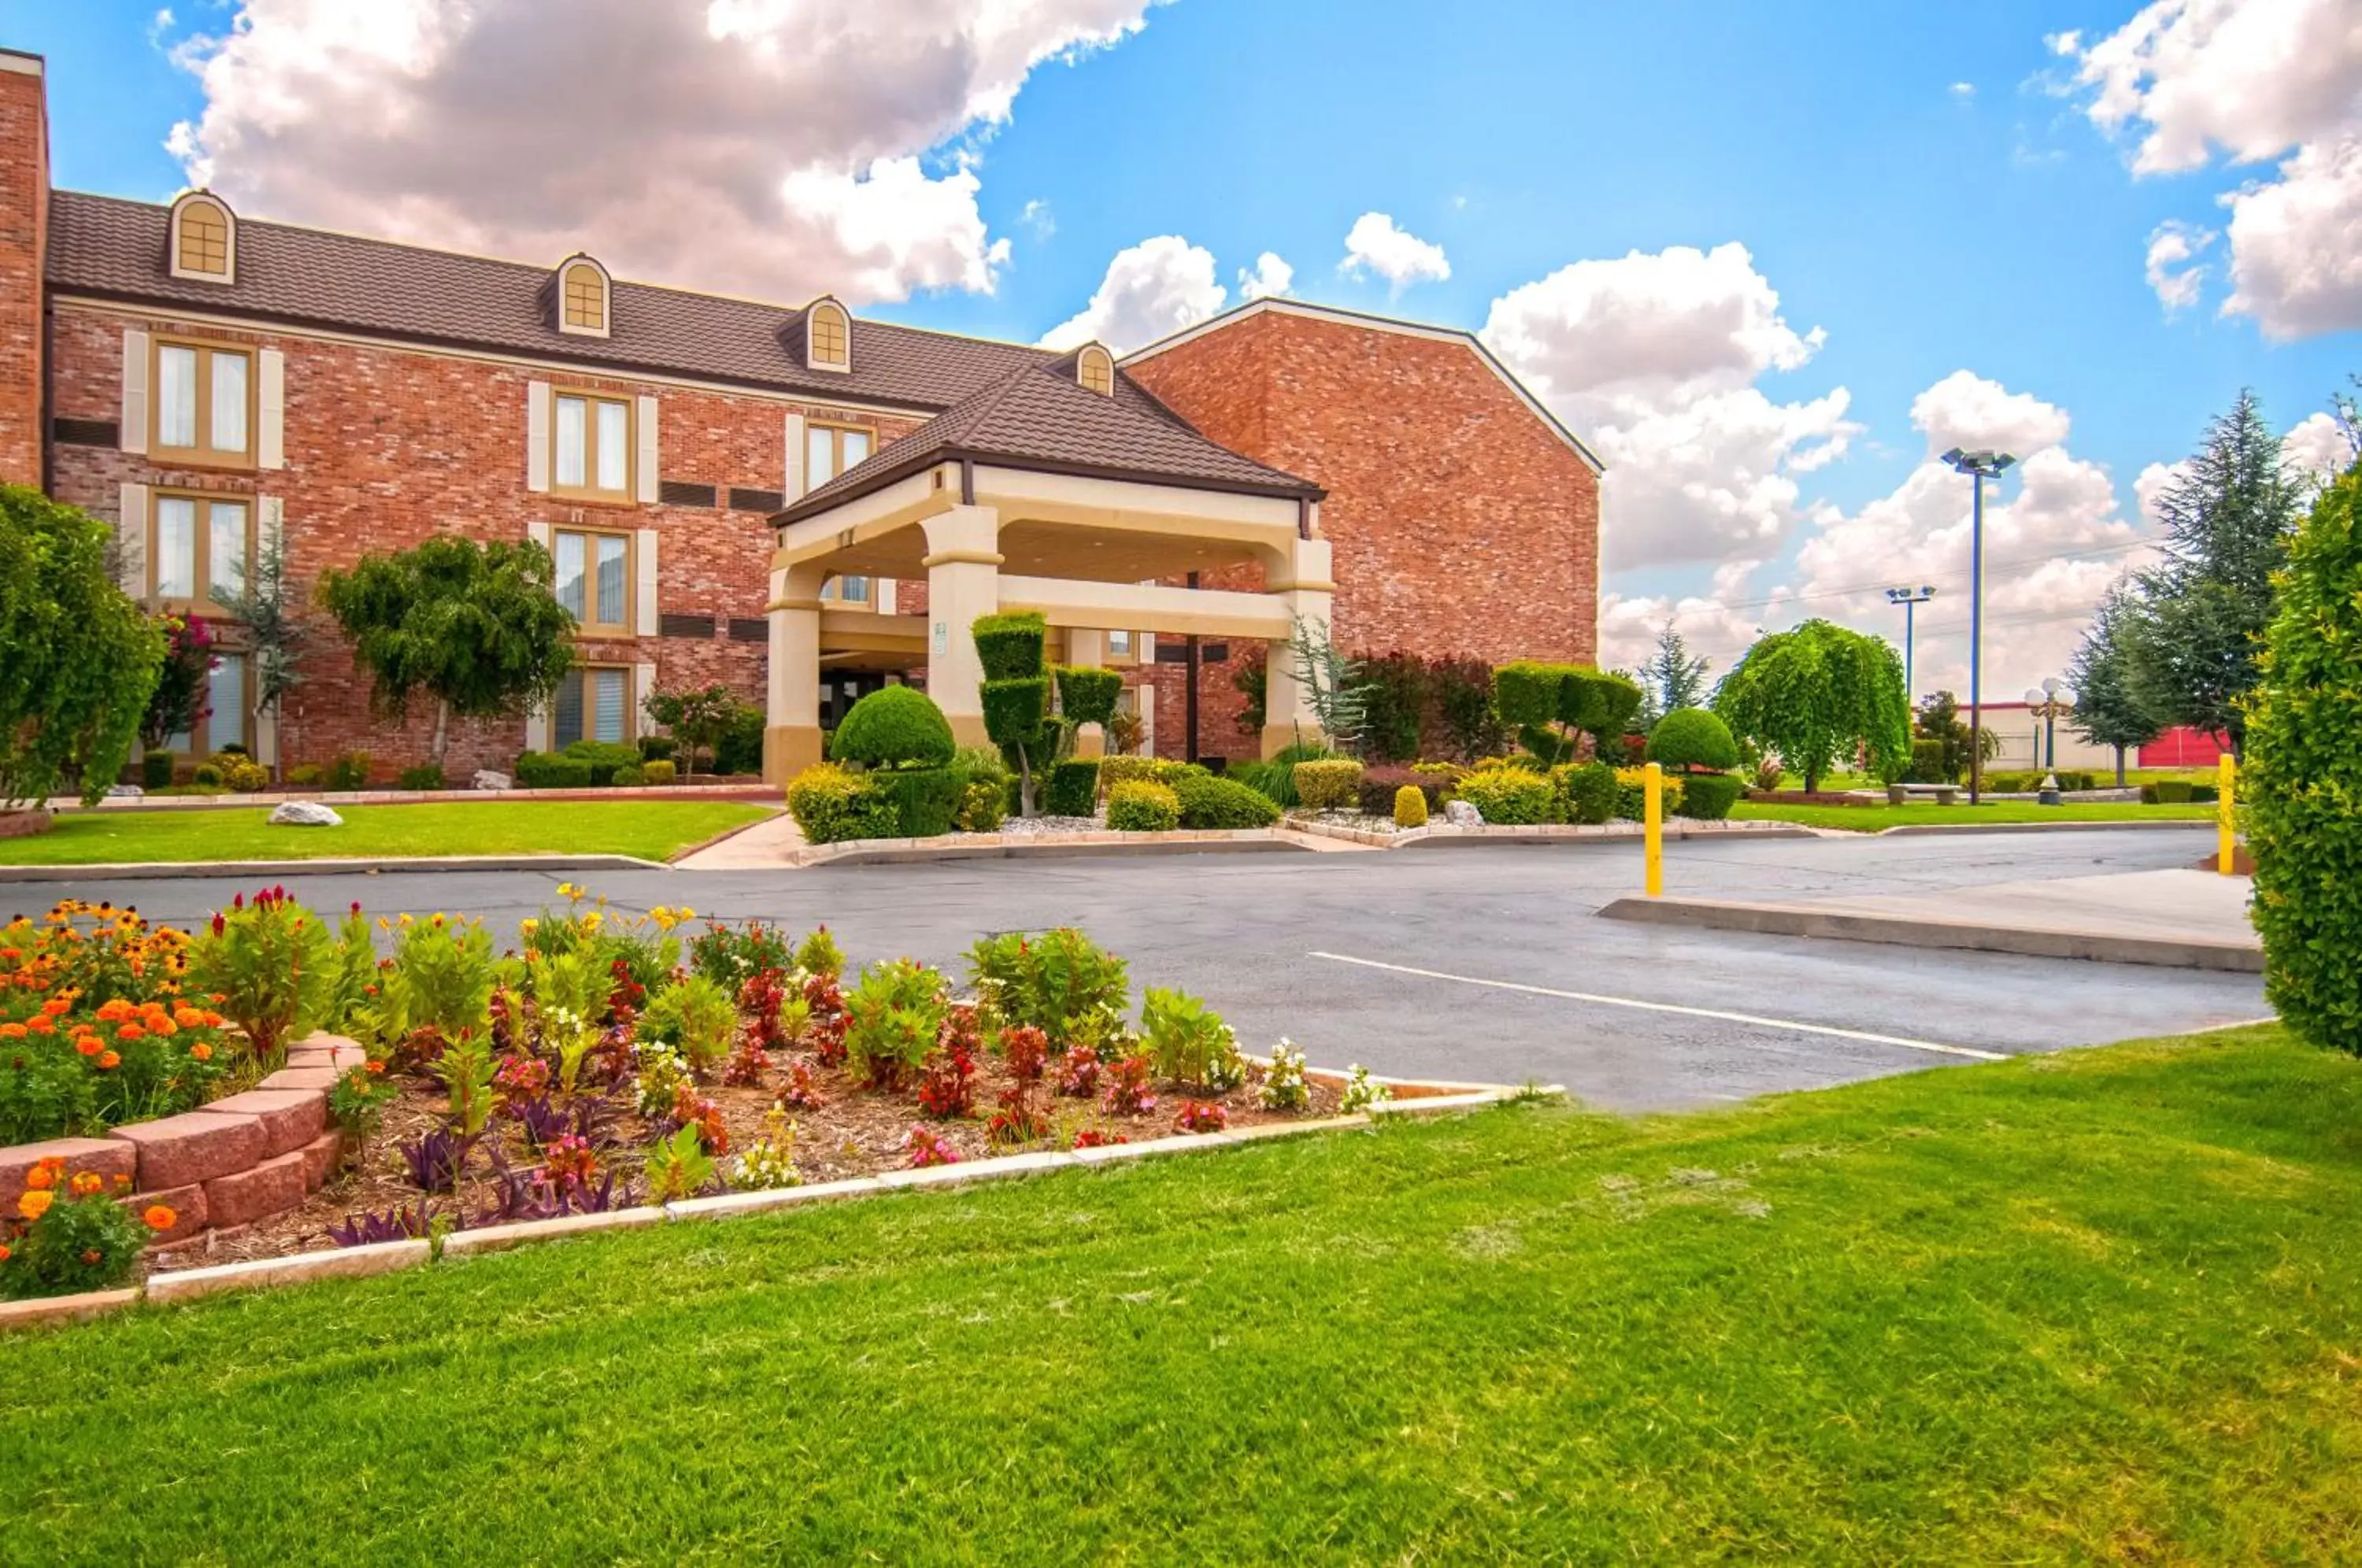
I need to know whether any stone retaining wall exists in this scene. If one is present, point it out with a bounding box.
[0,1033,358,1247]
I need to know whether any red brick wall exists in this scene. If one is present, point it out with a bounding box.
[1127,307,1601,760]
[0,62,46,489]
[45,300,922,778]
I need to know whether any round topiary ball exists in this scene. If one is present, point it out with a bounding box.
[1646,707,1739,772]
[830,686,956,769]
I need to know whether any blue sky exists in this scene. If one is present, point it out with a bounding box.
[8,0,2358,687]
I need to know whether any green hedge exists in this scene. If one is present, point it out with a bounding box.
[831,686,955,769]
[1172,773,1281,829]
[1043,759,1101,817]
[562,740,641,786]
[972,612,1047,682]
[1292,759,1363,811]
[981,678,1049,744]
[713,706,765,776]
[868,764,964,837]
[1097,756,1207,797]
[1674,774,1743,820]
[611,762,646,787]
[643,759,677,786]
[1552,761,1619,825]
[1647,708,1738,771]
[516,751,594,789]
[1455,768,1554,825]
[1492,661,1564,728]
[1107,780,1180,832]
[787,764,899,843]
[1054,665,1123,729]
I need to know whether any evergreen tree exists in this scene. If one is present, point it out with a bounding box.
[2067,584,2160,786]
[1639,623,1710,727]
[2125,390,2301,756]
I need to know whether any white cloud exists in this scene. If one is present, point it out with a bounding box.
[1019,199,1056,240]
[1338,212,1450,293]
[164,0,1165,306]
[2057,0,2362,337]
[1038,235,1226,353]
[1238,251,1294,300]
[2144,219,2216,312]
[1481,242,1854,572]
[2282,409,2357,487]
[2134,459,2188,524]
[1950,80,1976,102]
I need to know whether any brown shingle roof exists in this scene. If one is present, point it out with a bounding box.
[44,190,1050,412]
[774,360,1322,524]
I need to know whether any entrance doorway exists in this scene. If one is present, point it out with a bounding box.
[820,672,890,732]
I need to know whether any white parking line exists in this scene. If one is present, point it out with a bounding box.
[1305,951,2007,1061]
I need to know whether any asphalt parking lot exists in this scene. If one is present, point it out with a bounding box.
[14,827,2268,1111]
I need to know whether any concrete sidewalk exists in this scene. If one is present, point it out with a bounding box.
[1601,867,2261,971]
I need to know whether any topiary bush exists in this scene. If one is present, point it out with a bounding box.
[1356,765,1444,816]
[867,764,962,837]
[1675,774,1743,820]
[1394,784,1428,829]
[786,764,898,843]
[1454,768,1554,824]
[1106,779,1180,832]
[396,764,446,791]
[1647,708,1739,771]
[1172,773,1282,829]
[1098,755,1206,797]
[140,749,174,790]
[1491,660,1564,729]
[2247,460,2362,1053]
[1553,760,1619,825]
[831,686,955,769]
[973,612,1047,680]
[2154,779,2195,804]
[611,762,646,788]
[515,750,593,789]
[642,759,677,786]
[1054,666,1123,730]
[1043,759,1101,817]
[1292,759,1364,812]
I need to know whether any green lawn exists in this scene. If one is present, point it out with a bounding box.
[0,801,775,866]
[1734,799,2219,831]
[6,1025,2360,1561]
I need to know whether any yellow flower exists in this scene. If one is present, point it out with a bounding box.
[17,1189,53,1221]
[520,918,539,934]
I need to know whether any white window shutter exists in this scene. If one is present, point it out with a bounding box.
[525,380,551,493]
[876,579,897,616]
[527,520,551,553]
[632,662,657,737]
[120,331,149,455]
[635,529,659,636]
[116,483,148,598]
[257,348,287,469]
[783,412,806,497]
[635,395,660,503]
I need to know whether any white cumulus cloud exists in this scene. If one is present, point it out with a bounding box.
[163,0,1166,305]
[1338,212,1449,293]
[1038,235,1226,353]
[2144,219,2216,313]
[1238,251,1294,300]
[2282,409,2357,488]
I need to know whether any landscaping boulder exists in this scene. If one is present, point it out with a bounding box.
[471,768,513,791]
[1445,799,1483,827]
[268,800,342,827]
[106,783,143,799]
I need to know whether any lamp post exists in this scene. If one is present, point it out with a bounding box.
[1942,448,2017,804]
[1884,584,1938,703]
[2024,676,2076,801]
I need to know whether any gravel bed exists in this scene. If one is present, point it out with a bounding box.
[993,813,1106,837]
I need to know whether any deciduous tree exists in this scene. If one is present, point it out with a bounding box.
[1712,619,1908,793]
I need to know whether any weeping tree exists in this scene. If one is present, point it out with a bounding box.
[976,610,1056,816]
[317,535,574,775]
[1713,619,1908,792]
[0,486,166,807]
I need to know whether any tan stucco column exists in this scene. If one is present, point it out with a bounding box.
[1261,536,1335,758]
[764,560,829,785]
[921,505,1002,749]
[1064,627,1107,757]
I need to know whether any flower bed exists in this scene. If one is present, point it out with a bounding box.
[3,886,1398,1295]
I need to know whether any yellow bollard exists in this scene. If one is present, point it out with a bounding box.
[2219,752,2237,875]
[1644,760,1664,897]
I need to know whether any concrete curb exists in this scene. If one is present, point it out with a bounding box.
[3,1072,1556,1331]
[790,828,1306,867]
[1393,821,1816,849]
[1867,818,2218,838]
[1598,893,2263,971]
[0,853,673,885]
[46,783,775,814]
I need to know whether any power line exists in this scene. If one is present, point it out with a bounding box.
[1639,537,2153,622]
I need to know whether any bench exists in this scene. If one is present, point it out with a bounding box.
[1886,783,1960,805]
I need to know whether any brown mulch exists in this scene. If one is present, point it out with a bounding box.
[148,1043,1349,1274]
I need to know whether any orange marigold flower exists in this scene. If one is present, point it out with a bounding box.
[97,1050,120,1070]
[80,1248,102,1266]
[24,1015,54,1035]
[0,1243,10,1263]
[75,1035,103,1057]
[113,1174,131,1191]
[94,998,134,1023]
[142,1204,176,1233]
[0,1023,24,1040]
[69,1171,102,1196]
[40,997,70,1016]
[116,1023,144,1041]
[189,1042,213,1063]
[17,1189,53,1221]
[144,1015,177,1037]
[25,1159,59,1190]
[173,1007,205,1028]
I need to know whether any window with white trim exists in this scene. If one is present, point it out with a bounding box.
[821,574,872,606]
[805,422,872,490]
[153,338,254,468]
[553,527,632,634]
[553,665,634,747]
[150,491,250,611]
[553,390,632,500]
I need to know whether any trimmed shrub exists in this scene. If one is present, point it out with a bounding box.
[1042,759,1101,817]
[786,764,898,844]
[1394,784,1428,829]
[868,764,963,838]
[637,734,678,762]
[1553,760,1619,825]
[515,751,594,789]
[191,761,223,787]
[955,778,1008,832]
[1647,708,1739,771]
[2190,782,2218,803]
[220,757,269,793]
[1172,774,1280,829]
[981,679,1050,749]
[642,759,677,786]
[2154,779,2195,803]
[1055,665,1124,729]
[1292,759,1364,812]
[611,762,646,788]
[1675,774,1743,820]
[325,751,371,791]
[1356,765,1444,816]
[831,686,955,769]
[713,705,765,776]
[140,749,173,790]
[973,611,1048,681]
[286,763,324,788]
[562,740,641,786]
[1491,660,1564,728]
[1612,767,1687,820]
[1098,755,1207,797]
[1106,780,1180,832]
[396,764,446,791]
[1453,768,1553,825]
[1904,738,1952,784]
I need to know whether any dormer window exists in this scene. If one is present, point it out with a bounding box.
[1077,343,1115,396]
[805,298,850,372]
[168,191,235,284]
[557,255,611,338]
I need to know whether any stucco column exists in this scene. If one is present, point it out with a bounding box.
[1065,626,1107,758]
[1262,536,1335,759]
[921,504,1002,749]
[764,560,828,785]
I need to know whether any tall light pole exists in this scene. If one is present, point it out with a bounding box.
[1942,448,2017,804]
[1884,584,1937,704]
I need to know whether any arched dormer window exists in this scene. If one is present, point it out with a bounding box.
[168,191,235,284]
[805,298,850,372]
[557,255,612,338]
[1077,343,1115,396]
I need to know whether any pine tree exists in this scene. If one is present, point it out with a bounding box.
[1639,623,1709,727]
[2067,584,2160,786]
[2126,389,2301,756]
